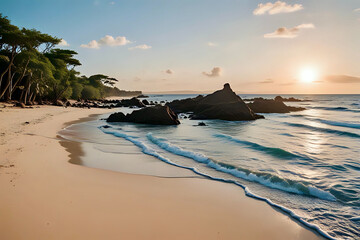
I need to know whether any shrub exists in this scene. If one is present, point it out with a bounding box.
[81,85,100,100]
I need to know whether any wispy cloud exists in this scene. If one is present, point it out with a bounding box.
[58,39,69,47]
[202,67,222,77]
[165,69,173,74]
[259,78,274,84]
[325,75,360,83]
[254,1,303,15]
[207,42,218,47]
[81,35,131,49]
[128,44,152,50]
[264,23,315,38]
[354,8,360,12]
[109,1,115,5]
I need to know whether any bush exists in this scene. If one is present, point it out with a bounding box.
[71,83,83,99]
[81,85,100,100]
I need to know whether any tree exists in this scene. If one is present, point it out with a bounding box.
[44,49,81,102]
[0,14,60,100]
[81,85,100,100]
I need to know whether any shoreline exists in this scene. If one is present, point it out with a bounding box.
[0,105,325,239]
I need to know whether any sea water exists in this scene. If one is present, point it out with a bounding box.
[61,94,360,240]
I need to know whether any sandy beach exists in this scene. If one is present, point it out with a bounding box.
[0,105,324,240]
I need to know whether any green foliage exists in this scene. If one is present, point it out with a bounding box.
[71,82,84,99]
[81,85,100,100]
[0,13,122,102]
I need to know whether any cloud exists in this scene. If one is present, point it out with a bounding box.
[259,78,274,84]
[254,1,303,15]
[58,39,69,46]
[133,77,141,82]
[207,42,218,47]
[354,8,360,12]
[128,44,152,50]
[264,23,315,38]
[165,69,173,74]
[109,1,115,5]
[81,35,131,49]
[202,67,222,77]
[325,75,360,83]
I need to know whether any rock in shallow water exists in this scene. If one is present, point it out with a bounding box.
[167,83,263,121]
[106,105,180,125]
[247,99,305,113]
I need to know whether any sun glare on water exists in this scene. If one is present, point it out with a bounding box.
[299,67,318,83]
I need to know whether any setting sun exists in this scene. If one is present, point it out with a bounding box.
[299,67,318,83]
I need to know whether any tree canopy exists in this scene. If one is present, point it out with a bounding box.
[0,13,121,104]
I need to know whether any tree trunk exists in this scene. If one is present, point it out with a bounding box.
[0,50,16,100]
[11,58,30,95]
[19,89,24,103]
[31,93,37,103]
[24,83,31,105]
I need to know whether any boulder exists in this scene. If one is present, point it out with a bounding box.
[275,96,303,102]
[15,102,26,108]
[248,99,305,113]
[274,96,284,102]
[167,83,263,121]
[193,102,264,120]
[120,97,145,108]
[107,105,180,125]
[166,95,203,113]
[53,100,64,106]
[142,99,150,105]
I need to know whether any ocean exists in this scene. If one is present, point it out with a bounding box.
[60,94,360,240]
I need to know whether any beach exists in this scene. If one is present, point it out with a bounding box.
[0,104,325,240]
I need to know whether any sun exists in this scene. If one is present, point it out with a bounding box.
[299,67,318,83]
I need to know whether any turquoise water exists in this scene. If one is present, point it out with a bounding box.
[69,94,360,239]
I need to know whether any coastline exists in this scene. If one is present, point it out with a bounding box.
[0,105,325,240]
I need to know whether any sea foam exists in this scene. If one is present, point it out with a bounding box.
[146,133,336,202]
[99,126,336,240]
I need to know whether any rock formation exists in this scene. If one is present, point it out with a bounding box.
[247,99,305,113]
[167,83,263,121]
[107,105,180,125]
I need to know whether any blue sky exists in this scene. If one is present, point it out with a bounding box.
[1,0,360,93]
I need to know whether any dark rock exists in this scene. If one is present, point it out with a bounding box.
[101,125,111,128]
[142,99,150,105]
[53,100,64,106]
[198,122,206,126]
[137,94,149,98]
[166,95,204,113]
[107,105,180,125]
[120,97,145,108]
[243,97,265,102]
[107,112,127,122]
[274,96,284,102]
[167,84,262,121]
[248,99,305,113]
[275,96,304,102]
[192,102,264,120]
[15,102,26,108]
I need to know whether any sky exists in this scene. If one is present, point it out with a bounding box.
[1,0,360,93]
